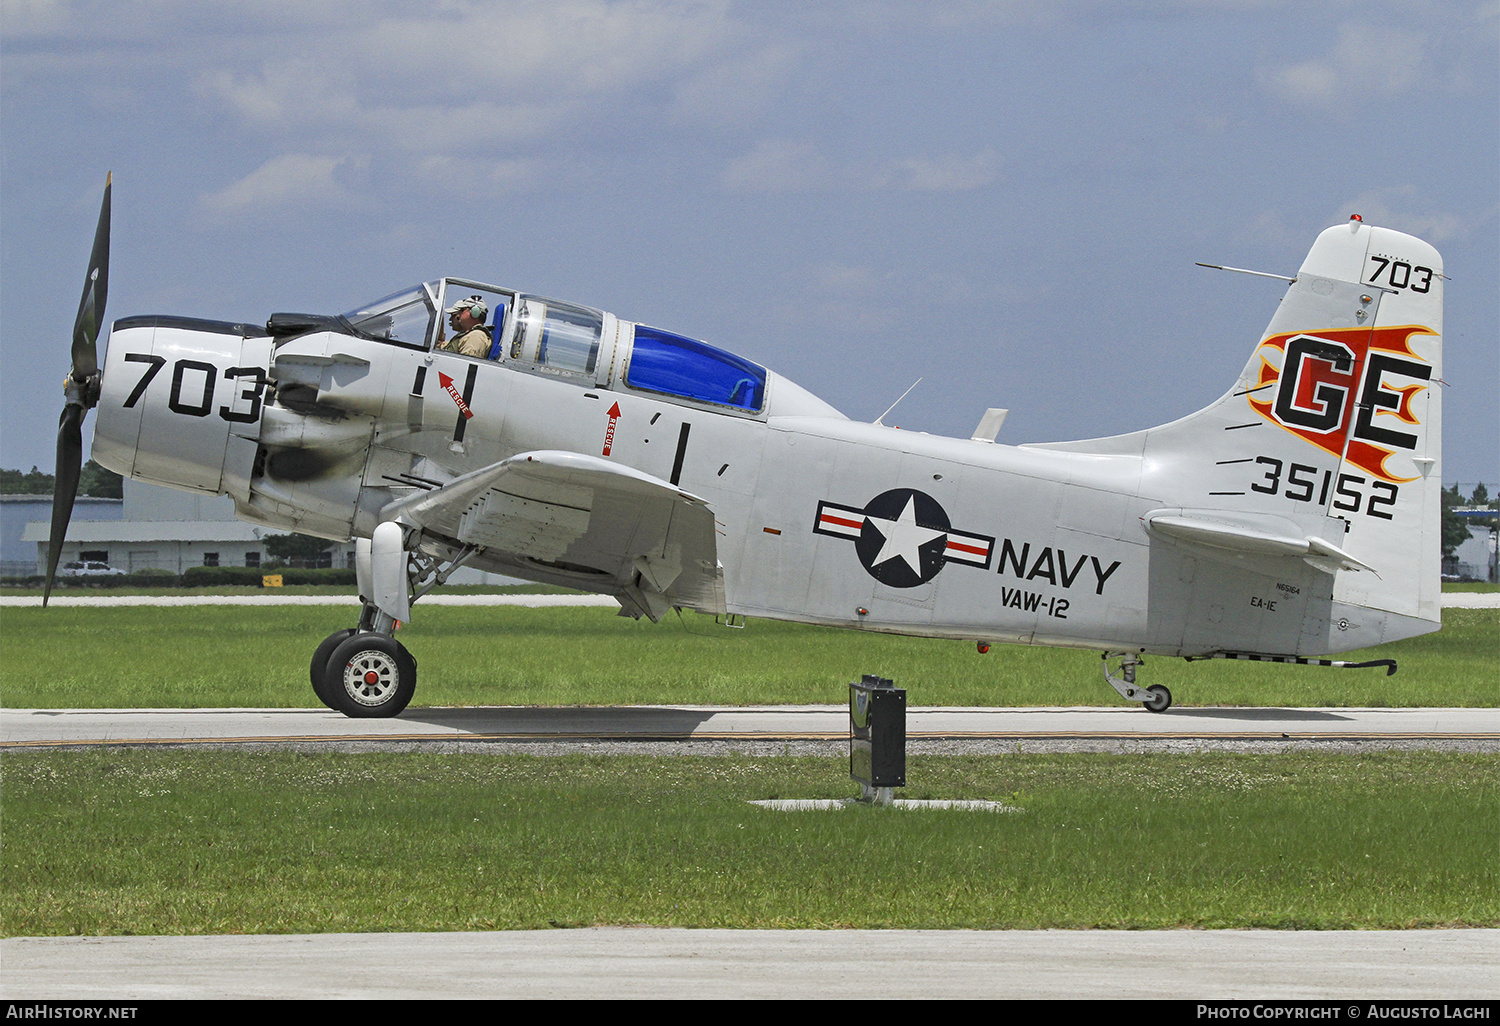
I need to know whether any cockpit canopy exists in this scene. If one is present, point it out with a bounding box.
[338,278,769,415]
[342,286,434,347]
[626,326,765,412]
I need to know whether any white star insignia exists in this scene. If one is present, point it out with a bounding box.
[865,496,946,574]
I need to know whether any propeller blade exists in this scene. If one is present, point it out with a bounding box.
[70,172,111,380]
[45,173,113,606]
[43,403,86,606]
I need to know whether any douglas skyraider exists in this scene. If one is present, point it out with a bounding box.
[47,177,1445,717]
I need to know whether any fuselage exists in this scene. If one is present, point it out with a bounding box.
[90,244,1443,664]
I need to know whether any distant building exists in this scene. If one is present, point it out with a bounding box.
[11,479,513,583]
[1,494,123,576]
[15,479,333,575]
[1447,514,1498,583]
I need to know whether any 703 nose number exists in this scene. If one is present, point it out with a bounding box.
[121,354,268,424]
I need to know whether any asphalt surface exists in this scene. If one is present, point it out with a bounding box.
[3,928,1495,999]
[4,704,1497,753]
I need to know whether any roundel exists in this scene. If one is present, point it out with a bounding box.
[854,488,952,588]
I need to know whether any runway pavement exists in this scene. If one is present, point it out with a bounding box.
[3,928,1495,999]
[4,704,1496,751]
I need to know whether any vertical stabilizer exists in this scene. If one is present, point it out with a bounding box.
[1245,219,1443,635]
[1029,218,1444,653]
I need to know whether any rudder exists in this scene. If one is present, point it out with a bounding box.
[1028,217,1445,654]
[1240,218,1443,637]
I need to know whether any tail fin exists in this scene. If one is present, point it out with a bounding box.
[1242,218,1443,638]
[1033,218,1443,652]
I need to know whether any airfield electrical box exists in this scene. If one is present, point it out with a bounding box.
[849,674,906,794]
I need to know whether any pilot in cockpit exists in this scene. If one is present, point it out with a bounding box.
[436,295,491,357]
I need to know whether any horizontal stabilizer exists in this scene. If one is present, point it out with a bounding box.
[1143,511,1373,574]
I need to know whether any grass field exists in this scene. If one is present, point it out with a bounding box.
[0,604,1494,709]
[3,593,1494,940]
[2,749,1493,936]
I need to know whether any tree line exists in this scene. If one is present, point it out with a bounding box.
[0,462,123,497]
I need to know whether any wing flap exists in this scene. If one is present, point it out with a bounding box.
[381,450,724,618]
[458,490,590,561]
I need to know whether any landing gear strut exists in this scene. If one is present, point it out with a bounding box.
[1102,651,1172,712]
[309,528,478,718]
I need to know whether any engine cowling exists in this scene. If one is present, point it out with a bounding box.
[91,317,269,502]
[91,317,375,541]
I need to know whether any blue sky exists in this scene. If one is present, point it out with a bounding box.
[3,0,1496,487]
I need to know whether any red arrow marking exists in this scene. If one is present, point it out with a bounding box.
[437,372,474,419]
[602,401,621,456]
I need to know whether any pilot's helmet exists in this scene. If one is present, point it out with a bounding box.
[446,295,488,321]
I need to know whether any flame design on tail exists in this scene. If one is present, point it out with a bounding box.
[1246,323,1437,484]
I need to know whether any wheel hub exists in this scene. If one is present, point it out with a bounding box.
[343,650,399,706]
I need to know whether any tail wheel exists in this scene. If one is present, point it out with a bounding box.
[1143,684,1172,713]
[327,633,417,718]
[310,628,357,710]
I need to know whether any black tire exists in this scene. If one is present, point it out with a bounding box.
[326,633,417,718]
[1143,684,1172,713]
[310,628,357,710]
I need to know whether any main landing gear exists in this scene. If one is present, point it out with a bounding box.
[311,607,418,718]
[1102,651,1172,712]
[310,528,477,718]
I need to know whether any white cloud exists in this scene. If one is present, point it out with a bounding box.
[722,141,1000,194]
[1260,22,1429,107]
[198,153,357,216]
[1239,188,1474,264]
[200,61,358,129]
[813,262,885,297]
[874,150,1000,192]
[792,259,988,337]
[0,0,69,35]
[797,263,903,334]
[926,0,1066,29]
[670,43,802,125]
[202,55,582,152]
[197,0,748,152]
[368,100,584,152]
[412,155,545,197]
[1328,187,1470,244]
[350,2,729,99]
[720,139,830,193]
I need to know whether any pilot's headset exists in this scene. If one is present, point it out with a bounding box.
[449,296,488,325]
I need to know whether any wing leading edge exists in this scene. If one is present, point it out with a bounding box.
[380,450,724,621]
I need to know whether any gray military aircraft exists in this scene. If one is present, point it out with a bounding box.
[46,175,1445,717]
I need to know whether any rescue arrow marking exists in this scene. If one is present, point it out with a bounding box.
[603,401,621,456]
[437,372,474,419]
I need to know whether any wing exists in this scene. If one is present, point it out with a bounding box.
[380,450,724,620]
